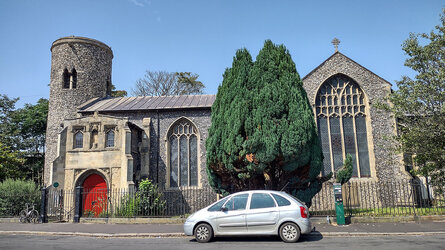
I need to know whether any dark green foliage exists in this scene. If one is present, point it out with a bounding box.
[137,178,166,215]
[0,179,41,216]
[206,40,325,206]
[336,154,353,185]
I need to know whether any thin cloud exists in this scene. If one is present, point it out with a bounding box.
[128,0,151,7]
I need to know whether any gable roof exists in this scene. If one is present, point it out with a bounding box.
[79,94,215,113]
[302,51,392,86]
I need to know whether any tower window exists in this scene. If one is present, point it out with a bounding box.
[63,69,70,89]
[62,68,77,89]
[71,68,77,89]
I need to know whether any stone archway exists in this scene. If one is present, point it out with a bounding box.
[82,173,107,217]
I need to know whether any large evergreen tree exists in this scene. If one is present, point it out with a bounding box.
[206,40,326,206]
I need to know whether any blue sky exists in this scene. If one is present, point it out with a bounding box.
[0,0,443,107]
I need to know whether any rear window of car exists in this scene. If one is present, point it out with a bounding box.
[208,197,229,211]
[271,193,291,206]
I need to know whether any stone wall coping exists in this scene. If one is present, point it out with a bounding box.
[51,36,113,58]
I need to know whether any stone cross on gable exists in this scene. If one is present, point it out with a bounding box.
[332,38,340,52]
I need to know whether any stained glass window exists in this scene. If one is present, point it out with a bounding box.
[315,74,371,178]
[168,119,199,187]
[317,116,331,176]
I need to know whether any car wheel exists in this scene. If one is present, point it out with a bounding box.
[194,223,213,243]
[279,222,300,243]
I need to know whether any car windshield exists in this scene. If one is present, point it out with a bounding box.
[207,196,229,211]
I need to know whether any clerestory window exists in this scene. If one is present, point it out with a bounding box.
[168,119,198,187]
[316,74,371,178]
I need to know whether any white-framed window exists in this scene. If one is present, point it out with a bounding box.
[168,119,198,187]
[316,74,371,178]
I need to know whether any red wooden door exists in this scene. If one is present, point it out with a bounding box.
[82,174,107,217]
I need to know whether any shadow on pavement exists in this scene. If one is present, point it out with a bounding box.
[188,232,323,243]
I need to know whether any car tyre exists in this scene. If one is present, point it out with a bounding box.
[279,222,300,243]
[194,223,213,243]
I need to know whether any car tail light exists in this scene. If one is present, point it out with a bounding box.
[300,206,308,218]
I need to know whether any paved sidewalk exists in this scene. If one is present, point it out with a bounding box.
[1,220,444,238]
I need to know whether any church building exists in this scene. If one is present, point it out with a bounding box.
[44,36,409,194]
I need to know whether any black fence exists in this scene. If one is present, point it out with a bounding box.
[309,179,445,217]
[2,178,444,220]
[43,185,219,221]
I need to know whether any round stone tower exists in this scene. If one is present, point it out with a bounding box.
[44,36,113,186]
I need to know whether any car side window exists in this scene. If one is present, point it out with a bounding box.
[271,193,291,207]
[250,193,276,209]
[225,194,249,211]
[208,197,229,212]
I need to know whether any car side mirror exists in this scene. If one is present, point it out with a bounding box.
[221,206,228,212]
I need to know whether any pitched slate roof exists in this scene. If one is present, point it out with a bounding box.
[79,95,215,113]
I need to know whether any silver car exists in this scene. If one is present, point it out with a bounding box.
[184,190,312,243]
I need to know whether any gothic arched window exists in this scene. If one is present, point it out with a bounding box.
[316,74,371,178]
[71,68,77,89]
[74,131,84,149]
[63,68,70,89]
[62,68,77,89]
[168,119,198,187]
[106,130,115,148]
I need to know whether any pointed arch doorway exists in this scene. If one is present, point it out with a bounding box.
[82,173,108,217]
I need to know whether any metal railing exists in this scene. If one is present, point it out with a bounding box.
[2,179,444,220]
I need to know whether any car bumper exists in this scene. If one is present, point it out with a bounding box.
[299,219,312,234]
[184,221,195,236]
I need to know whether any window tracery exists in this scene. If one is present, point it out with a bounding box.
[168,119,198,187]
[316,74,371,177]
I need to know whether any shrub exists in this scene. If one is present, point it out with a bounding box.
[0,179,40,216]
[114,179,166,217]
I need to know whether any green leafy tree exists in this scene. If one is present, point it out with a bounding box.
[0,142,24,181]
[132,70,205,96]
[0,95,48,184]
[110,83,128,97]
[11,98,48,185]
[380,9,445,193]
[175,72,205,95]
[0,95,19,148]
[336,154,353,185]
[207,40,326,206]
